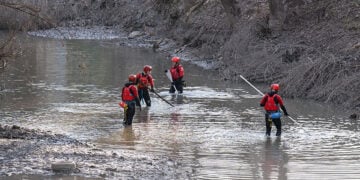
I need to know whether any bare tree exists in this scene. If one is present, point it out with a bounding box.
[0,2,54,74]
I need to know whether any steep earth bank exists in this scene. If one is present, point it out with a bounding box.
[1,0,359,112]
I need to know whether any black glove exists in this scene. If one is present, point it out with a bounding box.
[135,98,141,107]
[182,80,186,87]
[164,70,168,73]
[171,81,175,85]
[136,100,142,111]
[280,105,289,116]
[150,88,155,92]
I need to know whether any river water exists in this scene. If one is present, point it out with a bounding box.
[1,34,360,179]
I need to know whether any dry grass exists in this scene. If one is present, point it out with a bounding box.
[216,0,360,111]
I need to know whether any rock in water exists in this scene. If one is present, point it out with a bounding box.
[51,161,76,173]
[128,31,142,39]
[349,113,358,119]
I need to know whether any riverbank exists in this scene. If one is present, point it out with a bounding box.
[0,124,189,179]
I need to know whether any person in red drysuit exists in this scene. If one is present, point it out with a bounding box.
[168,56,184,93]
[121,74,141,125]
[136,65,154,107]
[260,84,289,136]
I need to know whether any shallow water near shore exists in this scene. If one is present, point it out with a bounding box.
[1,34,360,179]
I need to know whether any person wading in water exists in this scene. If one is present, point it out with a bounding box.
[167,56,184,94]
[260,84,289,136]
[136,65,155,107]
[121,74,141,125]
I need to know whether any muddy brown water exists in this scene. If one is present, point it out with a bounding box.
[1,34,360,179]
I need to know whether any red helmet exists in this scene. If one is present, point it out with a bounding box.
[171,56,180,63]
[143,65,152,73]
[271,84,280,91]
[128,74,136,82]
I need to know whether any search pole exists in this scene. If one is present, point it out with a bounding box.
[152,90,175,107]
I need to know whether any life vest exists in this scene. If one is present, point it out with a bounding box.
[170,65,184,80]
[264,94,279,111]
[138,73,151,89]
[122,85,135,101]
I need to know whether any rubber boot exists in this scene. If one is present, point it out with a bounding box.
[276,130,281,136]
[146,100,151,107]
[266,127,271,136]
[266,118,272,136]
[273,119,282,136]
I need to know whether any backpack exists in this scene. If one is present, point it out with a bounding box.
[264,94,280,111]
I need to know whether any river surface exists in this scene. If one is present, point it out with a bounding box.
[1,34,360,179]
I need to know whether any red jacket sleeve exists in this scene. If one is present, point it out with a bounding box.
[275,95,284,106]
[178,65,184,78]
[130,85,138,97]
[135,73,141,83]
[260,94,268,106]
[148,74,154,87]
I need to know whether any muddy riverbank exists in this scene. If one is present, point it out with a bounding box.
[0,124,189,179]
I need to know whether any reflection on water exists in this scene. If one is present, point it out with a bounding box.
[1,34,360,179]
[99,125,138,149]
[260,138,288,180]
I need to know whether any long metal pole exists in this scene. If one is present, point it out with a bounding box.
[239,75,299,124]
[152,90,175,107]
